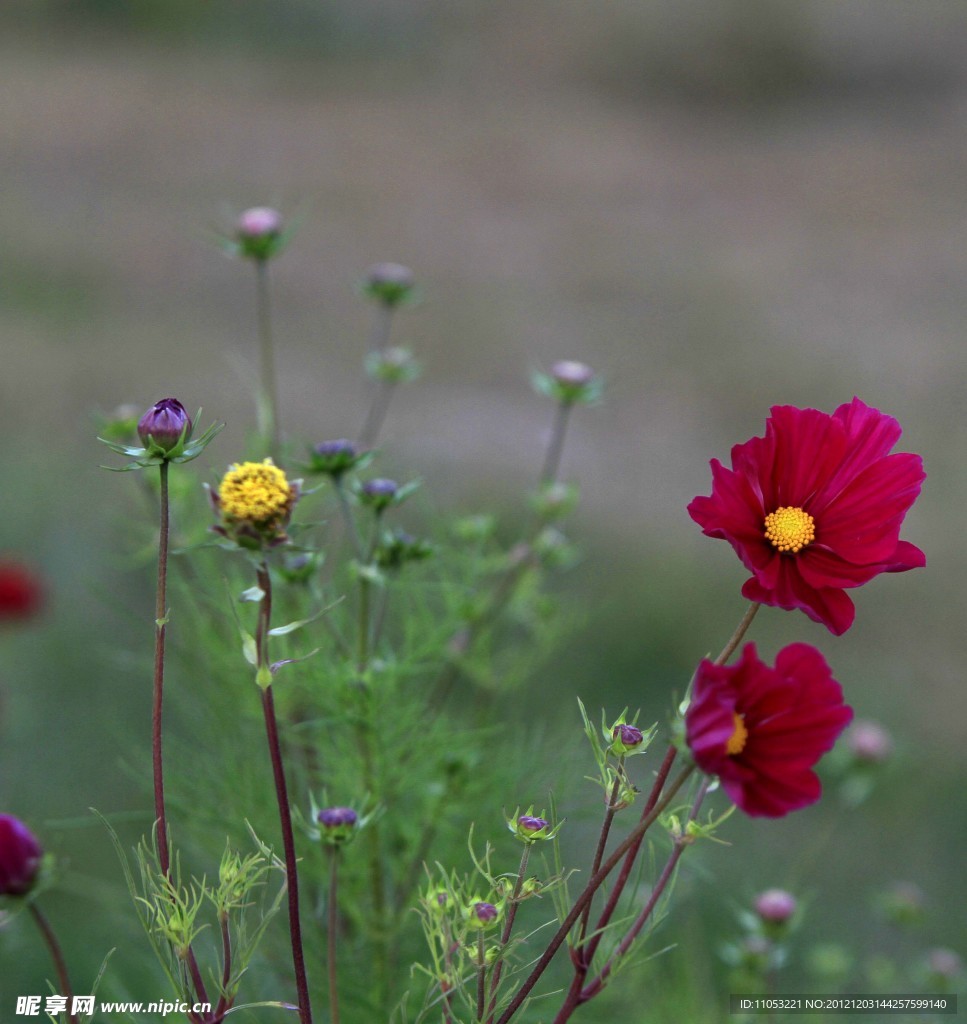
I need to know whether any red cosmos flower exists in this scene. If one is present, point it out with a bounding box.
[688,398,925,634]
[0,561,44,621]
[685,643,853,817]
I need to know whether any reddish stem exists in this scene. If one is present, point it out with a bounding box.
[257,564,313,1024]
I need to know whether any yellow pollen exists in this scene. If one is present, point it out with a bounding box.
[764,505,815,553]
[726,712,748,756]
[219,459,291,524]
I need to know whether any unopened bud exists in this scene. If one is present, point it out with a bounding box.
[138,398,192,455]
[754,888,797,924]
[364,262,416,307]
[0,815,43,896]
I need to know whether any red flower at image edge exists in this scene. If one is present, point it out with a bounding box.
[685,643,853,817]
[687,398,925,634]
[0,561,44,621]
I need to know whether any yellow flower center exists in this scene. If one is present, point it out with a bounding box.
[764,506,815,553]
[726,712,748,756]
[219,459,291,523]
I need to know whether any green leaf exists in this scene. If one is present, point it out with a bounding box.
[241,631,258,666]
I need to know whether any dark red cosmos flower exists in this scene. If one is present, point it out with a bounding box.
[0,561,44,620]
[688,398,925,634]
[0,814,43,895]
[685,643,853,817]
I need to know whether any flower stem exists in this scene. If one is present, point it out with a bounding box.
[153,461,171,878]
[359,305,397,447]
[494,762,695,1024]
[484,845,531,1024]
[256,564,313,1024]
[540,400,573,486]
[28,904,78,1024]
[476,931,488,1022]
[359,379,398,449]
[255,258,282,463]
[327,850,342,1024]
[213,912,233,1021]
[574,778,710,1010]
[715,601,760,665]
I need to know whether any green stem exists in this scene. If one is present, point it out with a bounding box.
[28,904,78,1024]
[255,258,282,463]
[715,601,760,666]
[540,400,573,486]
[359,379,398,449]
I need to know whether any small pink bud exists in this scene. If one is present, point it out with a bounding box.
[848,721,893,763]
[754,888,797,924]
[550,360,594,388]
[238,207,282,238]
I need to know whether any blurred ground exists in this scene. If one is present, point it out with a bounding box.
[2,0,965,1005]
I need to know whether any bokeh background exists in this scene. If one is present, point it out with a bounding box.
[2,0,965,1016]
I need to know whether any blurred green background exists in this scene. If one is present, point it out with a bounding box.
[1,0,964,1017]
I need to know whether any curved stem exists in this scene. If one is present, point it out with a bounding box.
[257,564,313,1024]
[494,762,695,1024]
[28,904,78,1024]
[714,602,760,666]
[577,778,710,1008]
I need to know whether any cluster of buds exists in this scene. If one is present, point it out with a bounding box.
[0,815,43,896]
[209,458,301,549]
[100,397,223,470]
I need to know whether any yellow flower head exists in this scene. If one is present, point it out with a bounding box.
[218,459,293,525]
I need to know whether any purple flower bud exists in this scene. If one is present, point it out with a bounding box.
[925,947,962,980]
[137,398,192,454]
[612,723,644,751]
[518,815,549,834]
[848,721,893,764]
[550,360,595,388]
[238,207,282,239]
[0,815,43,896]
[317,806,358,846]
[311,439,360,478]
[236,207,284,261]
[364,262,416,307]
[318,807,358,829]
[754,888,797,924]
[360,478,399,512]
[472,901,498,925]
